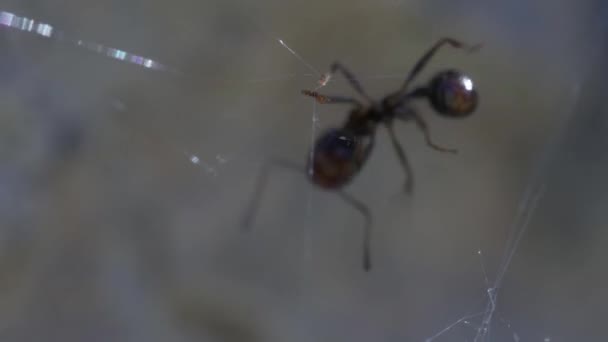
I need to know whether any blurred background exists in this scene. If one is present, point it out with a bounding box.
[0,0,606,341]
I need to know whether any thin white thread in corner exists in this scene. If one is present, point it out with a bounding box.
[472,82,581,342]
[427,74,582,342]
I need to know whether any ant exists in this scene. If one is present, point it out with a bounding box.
[242,37,481,272]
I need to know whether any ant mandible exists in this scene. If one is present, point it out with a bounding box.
[242,37,481,272]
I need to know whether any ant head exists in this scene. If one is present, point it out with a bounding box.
[428,70,478,118]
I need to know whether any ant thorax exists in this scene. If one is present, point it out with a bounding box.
[343,108,379,136]
[392,102,417,122]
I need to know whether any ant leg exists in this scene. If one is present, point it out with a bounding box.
[301,90,362,106]
[412,113,458,154]
[337,190,372,271]
[386,123,414,194]
[241,158,303,231]
[401,38,482,91]
[243,158,374,271]
[327,62,373,102]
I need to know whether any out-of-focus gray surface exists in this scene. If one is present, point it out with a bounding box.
[0,0,606,341]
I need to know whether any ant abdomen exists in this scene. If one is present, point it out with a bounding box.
[307,128,369,190]
[428,69,478,117]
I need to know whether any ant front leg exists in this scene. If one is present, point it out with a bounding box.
[241,158,303,231]
[401,38,482,92]
[385,122,414,194]
[412,113,458,154]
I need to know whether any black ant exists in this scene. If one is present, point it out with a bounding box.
[242,38,481,271]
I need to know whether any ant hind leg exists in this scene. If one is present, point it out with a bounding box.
[337,190,373,271]
[328,62,373,102]
[241,158,303,231]
[301,90,362,106]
